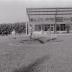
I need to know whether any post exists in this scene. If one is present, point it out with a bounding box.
[50,24,52,39]
[54,8,57,34]
[27,22,28,35]
[66,23,70,33]
[26,22,27,35]
[29,24,33,40]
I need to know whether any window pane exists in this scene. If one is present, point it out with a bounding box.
[30,18,36,22]
[51,24,54,26]
[35,25,41,31]
[43,24,50,31]
[56,24,60,31]
[60,24,66,31]
[71,17,72,21]
[51,27,54,31]
[56,17,63,22]
[45,18,54,21]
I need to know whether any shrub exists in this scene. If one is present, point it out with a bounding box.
[14,23,26,34]
[0,22,26,35]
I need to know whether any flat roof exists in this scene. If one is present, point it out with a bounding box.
[26,7,72,15]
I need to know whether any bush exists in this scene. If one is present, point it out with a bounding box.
[0,22,26,35]
[14,23,26,34]
[0,24,12,35]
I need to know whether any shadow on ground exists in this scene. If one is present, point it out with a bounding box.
[19,37,57,44]
[13,55,50,72]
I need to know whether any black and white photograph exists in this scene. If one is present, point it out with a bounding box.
[0,0,72,72]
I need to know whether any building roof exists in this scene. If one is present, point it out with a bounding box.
[26,7,72,15]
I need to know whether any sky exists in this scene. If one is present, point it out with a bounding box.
[0,0,72,23]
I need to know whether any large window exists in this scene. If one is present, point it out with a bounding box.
[56,24,60,31]
[56,24,66,31]
[71,17,72,21]
[42,24,54,31]
[50,24,54,31]
[38,18,43,22]
[30,18,36,22]
[60,24,66,31]
[30,18,33,22]
[56,17,63,22]
[35,24,56,31]
[45,18,54,21]
[35,24,51,31]
[42,24,50,31]
[35,25,41,31]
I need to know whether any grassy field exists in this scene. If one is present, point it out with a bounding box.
[0,34,72,72]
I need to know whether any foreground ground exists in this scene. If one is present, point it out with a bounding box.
[0,34,72,72]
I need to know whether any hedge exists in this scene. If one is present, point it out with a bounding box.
[0,22,26,35]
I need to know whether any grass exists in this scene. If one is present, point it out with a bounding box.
[0,34,72,72]
[19,36,57,44]
[13,55,50,72]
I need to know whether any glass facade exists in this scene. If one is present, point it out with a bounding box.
[35,24,66,31]
[27,8,72,33]
[35,24,54,31]
[56,24,66,31]
[56,17,64,22]
[29,17,72,22]
[35,25,41,31]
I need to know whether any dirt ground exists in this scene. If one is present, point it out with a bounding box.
[0,34,72,72]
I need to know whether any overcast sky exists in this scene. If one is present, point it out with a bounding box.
[0,0,72,23]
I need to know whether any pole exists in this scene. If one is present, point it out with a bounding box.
[27,22,28,35]
[26,22,27,35]
[54,8,57,34]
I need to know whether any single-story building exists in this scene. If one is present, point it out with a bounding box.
[26,8,72,35]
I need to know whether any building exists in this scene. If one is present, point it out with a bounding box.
[26,8,72,35]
